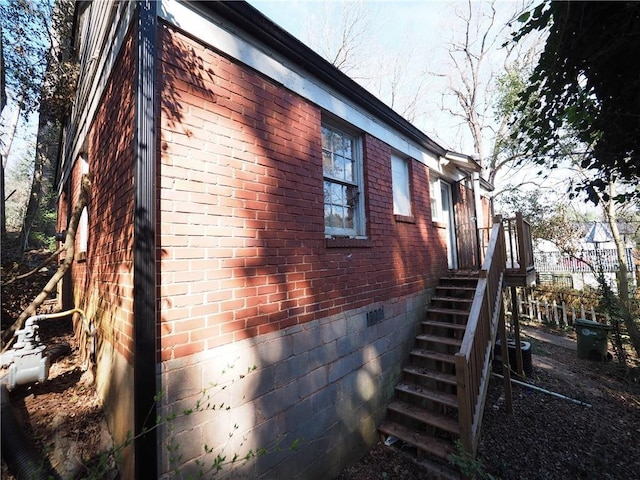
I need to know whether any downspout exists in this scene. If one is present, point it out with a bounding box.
[133,1,158,478]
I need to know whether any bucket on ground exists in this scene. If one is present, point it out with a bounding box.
[575,318,610,360]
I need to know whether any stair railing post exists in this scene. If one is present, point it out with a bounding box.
[510,285,524,378]
[498,302,513,414]
[455,354,472,455]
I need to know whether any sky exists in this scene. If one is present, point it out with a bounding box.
[248,1,463,146]
[247,0,527,155]
[249,0,454,48]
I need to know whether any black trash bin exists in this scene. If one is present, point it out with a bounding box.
[575,318,610,360]
[494,339,533,377]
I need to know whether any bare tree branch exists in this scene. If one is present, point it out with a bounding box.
[1,172,92,351]
[2,245,65,286]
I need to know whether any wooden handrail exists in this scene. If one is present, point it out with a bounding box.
[455,217,506,456]
[502,213,534,274]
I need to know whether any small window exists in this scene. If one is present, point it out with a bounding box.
[430,174,441,221]
[78,154,89,257]
[322,123,365,237]
[391,154,411,217]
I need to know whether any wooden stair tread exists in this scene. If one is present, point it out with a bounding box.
[427,307,470,316]
[387,400,460,435]
[411,348,457,364]
[378,420,455,460]
[403,365,457,385]
[417,334,462,347]
[432,296,474,303]
[436,285,476,291]
[422,320,467,331]
[396,382,459,408]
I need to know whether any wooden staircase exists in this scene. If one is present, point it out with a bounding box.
[378,214,535,466]
[379,272,478,461]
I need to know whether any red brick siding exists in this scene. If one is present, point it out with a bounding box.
[63,28,137,364]
[158,25,448,360]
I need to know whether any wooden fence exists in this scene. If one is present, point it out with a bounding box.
[504,287,607,328]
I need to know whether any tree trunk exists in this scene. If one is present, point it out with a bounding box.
[605,181,640,357]
[1,160,5,242]
[1,102,21,242]
[17,116,60,250]
[1,173,92,350]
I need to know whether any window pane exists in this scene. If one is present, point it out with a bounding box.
[326,204,343,228]
[345,185,358,228]
[331,182,343,204]
[326,202,343,228]
[343,155,354,182]
[333,154,346,180]
[332,132,342,156]
[330,209,343,228]
[430,175,441,220]
[322,127,331,150]
[322,150,333,175]
[341,136,352,159]
[392,155,411,216]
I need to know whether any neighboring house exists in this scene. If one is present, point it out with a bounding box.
[56,1,495,478]
[534,222,637,291]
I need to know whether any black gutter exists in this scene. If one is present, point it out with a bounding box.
[133,1,158,479]
[194,1,447,157]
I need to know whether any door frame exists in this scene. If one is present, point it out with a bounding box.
[440,181,458,269]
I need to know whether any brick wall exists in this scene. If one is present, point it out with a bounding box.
[59,25,137,478]
[156,24,449,478]
[86,28,136,359]
[157,24,448,361]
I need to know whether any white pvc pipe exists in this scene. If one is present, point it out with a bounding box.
[492,372,592,408]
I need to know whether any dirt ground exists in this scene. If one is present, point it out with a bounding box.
[1,249,117,480]
[2,250,640,479]
[338,326,640,480]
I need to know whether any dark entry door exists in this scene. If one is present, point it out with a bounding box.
[452,181,479,270]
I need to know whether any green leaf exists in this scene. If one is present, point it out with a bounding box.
[517,12,530,22]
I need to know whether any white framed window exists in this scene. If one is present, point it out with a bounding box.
[79,154,89,254]
[322,122,365,237]
[391,154,411,217]
[430,174,442,221]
